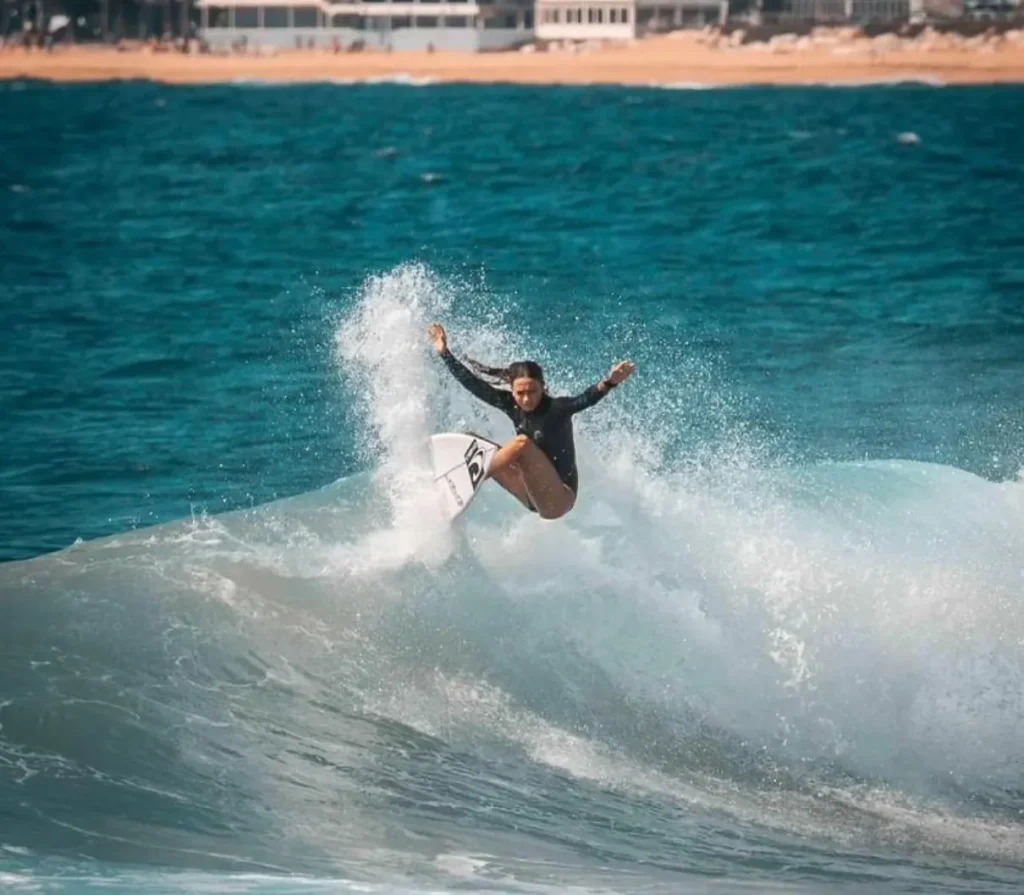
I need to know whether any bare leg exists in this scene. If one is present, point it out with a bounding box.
[486,463,535,512]
[487,435,576,520]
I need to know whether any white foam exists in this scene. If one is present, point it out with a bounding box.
[0,873,41,890]
[357,74,438,87]
[433,852,490,879]
[325,265,1024,800]
[215,74,948,92]
[822,75,947,87]
[332,263,459,572]
[226,74,437,88]
[647,81,722,90]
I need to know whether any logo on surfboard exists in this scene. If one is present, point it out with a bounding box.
[463,438,487,490]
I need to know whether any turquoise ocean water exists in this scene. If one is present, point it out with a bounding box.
[2,78,1023,893]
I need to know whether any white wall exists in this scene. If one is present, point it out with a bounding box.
[392,27,482,50]
[478,27,534,48]
[200,23,530,51]
[201,26,360,48]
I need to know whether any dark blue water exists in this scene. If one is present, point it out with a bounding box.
[1,78,1023,893]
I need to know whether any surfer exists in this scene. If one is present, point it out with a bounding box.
[428,323,635,520]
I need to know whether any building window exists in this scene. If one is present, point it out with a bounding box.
[484,12,516,26]
[263,6,286,27]
[416,15,439,25]
[294,6,318,26]
[446,15,469,25]
[235,8,257,27]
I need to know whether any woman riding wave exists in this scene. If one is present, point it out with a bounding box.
[429,323,635,520]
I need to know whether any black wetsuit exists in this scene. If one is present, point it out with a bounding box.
[440,348,612,496]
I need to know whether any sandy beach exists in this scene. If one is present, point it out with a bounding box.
[3,29,1024,87]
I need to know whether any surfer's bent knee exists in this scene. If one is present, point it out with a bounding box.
[535,488,576,521]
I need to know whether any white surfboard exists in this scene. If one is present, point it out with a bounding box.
[429,432,501,521]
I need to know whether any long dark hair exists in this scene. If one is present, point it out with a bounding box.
[466,357,545,389]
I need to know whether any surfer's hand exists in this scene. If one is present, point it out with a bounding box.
[428,323,447,353]
[607,360,635,385]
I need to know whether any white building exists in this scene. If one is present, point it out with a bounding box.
[196,0,534,51]
[535,0,728,41]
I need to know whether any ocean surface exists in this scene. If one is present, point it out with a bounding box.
[2,77,1023,894]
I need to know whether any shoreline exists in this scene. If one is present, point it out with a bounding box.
[3,32,1024,88]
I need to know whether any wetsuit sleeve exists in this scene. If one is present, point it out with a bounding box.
[438,349,514,413]
[558,381,615,416]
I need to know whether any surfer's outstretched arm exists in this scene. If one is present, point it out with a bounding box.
[560,361,636,415]
[429,324,513,413]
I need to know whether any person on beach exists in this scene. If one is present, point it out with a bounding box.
[428,323,635,520]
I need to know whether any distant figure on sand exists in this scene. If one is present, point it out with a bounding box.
[429,323,635,520]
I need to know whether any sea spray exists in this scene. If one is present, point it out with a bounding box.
[329,266,1024,804]
[332,264,461,572]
